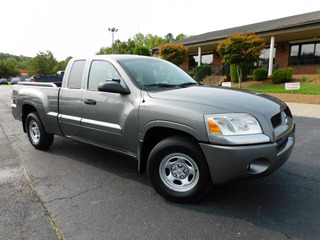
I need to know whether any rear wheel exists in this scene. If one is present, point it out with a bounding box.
[147,136,212,203]
[26,112,54,149]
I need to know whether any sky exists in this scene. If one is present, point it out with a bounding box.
[1,0,320,61]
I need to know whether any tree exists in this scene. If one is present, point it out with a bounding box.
[6,57,18,66]
[29,51,58,75]
[159,43,188,66]
[53,56,72,72]
[0,53,32,70]
[175,33,188,41]
[0,59,20,78]
[133,46,151,56]
[217,32,265,88]
[97,39,136,55]
[133,33,145,46]
[17,59,31,70]
[143,34,165,50]
[97,33,189,56]
[164,33,174,43]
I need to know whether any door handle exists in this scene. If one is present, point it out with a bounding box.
[84,99,96,105]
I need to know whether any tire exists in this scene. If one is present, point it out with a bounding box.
[25,112,54,150]
[147,136,212,203]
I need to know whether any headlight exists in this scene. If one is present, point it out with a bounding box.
[205,113,262,136]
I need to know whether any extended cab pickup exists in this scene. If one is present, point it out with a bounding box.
[11,55,295,202]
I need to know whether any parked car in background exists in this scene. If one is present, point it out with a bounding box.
[0,78,8,85]
[57,71,65,80]
[11,77,21,85]
[31,75,62,83]
[29,75,63,87]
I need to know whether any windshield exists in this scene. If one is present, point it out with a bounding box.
[118,57,197,89]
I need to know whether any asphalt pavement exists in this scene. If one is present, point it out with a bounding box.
[0,87,58,240]
[0,85,320,240]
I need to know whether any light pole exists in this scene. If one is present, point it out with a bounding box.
[108,27,118,54]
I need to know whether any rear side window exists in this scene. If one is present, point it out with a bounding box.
[68,60,86,89]
[88,60,121,90]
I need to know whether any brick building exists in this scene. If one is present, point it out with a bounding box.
[153,11,320,76]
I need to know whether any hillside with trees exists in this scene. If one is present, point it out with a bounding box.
[0,53,32,70]
[0,52,71,78]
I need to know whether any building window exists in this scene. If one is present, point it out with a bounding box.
[316,43,320,58]
[189,55,199,71]
[259,47,276,66]
[202,54,213,66]
[188,54,213,71]
[289,42,320,65]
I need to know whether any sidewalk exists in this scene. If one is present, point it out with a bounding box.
[286,102,320,119]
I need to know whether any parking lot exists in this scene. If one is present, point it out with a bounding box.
[0,85,319,240]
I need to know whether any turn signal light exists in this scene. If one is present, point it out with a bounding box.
[208,120,222,134]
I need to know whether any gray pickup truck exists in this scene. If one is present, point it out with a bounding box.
[11,55,295,202]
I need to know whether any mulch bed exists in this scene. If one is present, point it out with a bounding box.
[266,93,320,104]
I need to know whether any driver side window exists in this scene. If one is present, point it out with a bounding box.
[88,60,121,90]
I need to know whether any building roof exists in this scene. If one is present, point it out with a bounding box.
[173,11,320,46]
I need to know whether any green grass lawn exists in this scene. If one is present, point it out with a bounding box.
[242,84,320,95]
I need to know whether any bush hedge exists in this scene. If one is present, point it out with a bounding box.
[159,43,188,66]
[188,72,194,78]
[230,64,249,83]
[253,68,268,81]
[271,68,293,84]
[195,65,211,82]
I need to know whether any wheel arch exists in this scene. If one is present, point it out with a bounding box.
[138,125,201,173]
[22,104,38,133]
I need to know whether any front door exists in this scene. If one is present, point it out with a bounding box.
[81,60,137,152]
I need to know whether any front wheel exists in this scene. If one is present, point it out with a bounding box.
[26,112,54,150]
[147,136,212,203]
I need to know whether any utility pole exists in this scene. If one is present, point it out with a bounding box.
[108,28,118,54]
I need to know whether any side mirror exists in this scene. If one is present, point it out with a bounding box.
[98,81,130,95]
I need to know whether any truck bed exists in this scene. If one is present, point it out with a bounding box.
[17,82,62,87]
[12,82,63,136]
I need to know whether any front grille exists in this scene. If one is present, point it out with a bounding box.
[284,107,293,118]
[271,107,293,129]
[271,112,282,128]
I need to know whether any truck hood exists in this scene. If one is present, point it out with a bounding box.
[147,85,286,116]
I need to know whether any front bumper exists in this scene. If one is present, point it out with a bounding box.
[200,130,295,185]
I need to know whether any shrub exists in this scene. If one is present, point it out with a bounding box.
[159,43,188,66]
[230,65,238,83]
[302,75,312,83]
[253,68,268,81]
[195,65,211,82]
[271,68,293,84]
[188,72,194,78]
[230,64,248,83]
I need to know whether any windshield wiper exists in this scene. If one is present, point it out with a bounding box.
[142,83,177,88]
[142,82,199,89]
[178,82,198,87]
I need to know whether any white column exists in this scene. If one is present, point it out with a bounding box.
[198,47,202,66]
[268,36,275,76]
